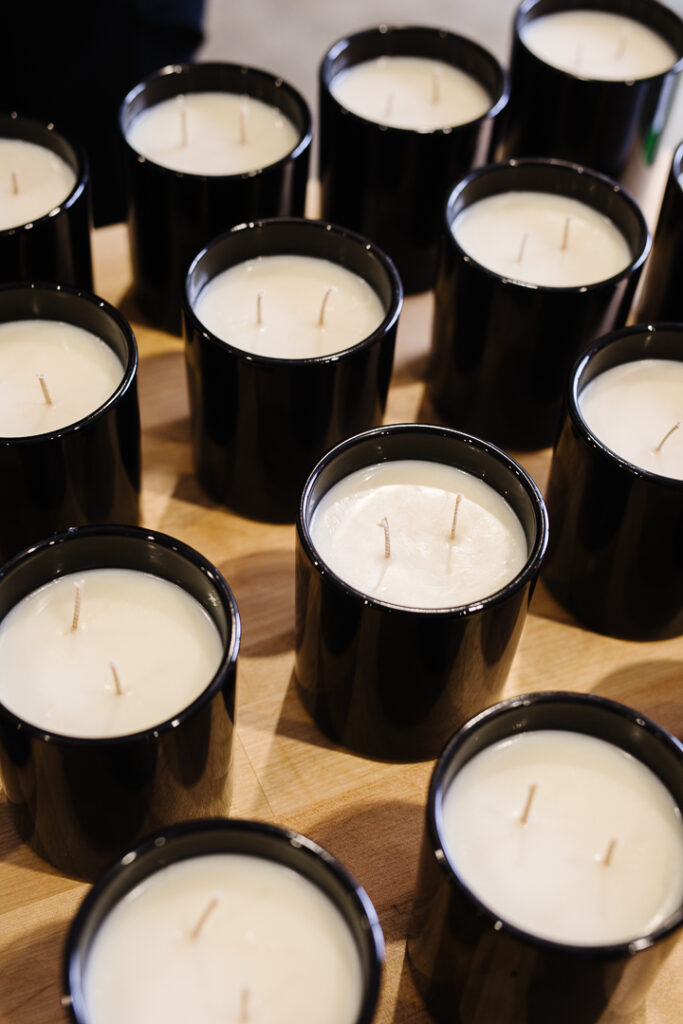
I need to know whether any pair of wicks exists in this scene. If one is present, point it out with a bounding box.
[189,897,251,1021]
[178,102,248,147]
[519,781,617,866]
[256,287,336,328]
[515,216,572,265]
[377,494,463,560]
[68,582,123,696]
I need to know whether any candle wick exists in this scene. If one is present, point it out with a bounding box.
[377,516,391,559]
[515,231,529,265]
[256,290,264,327]
[109,660,123,696]
[603,838,617,867]
[11,169,18,196]
[652,420,680,454]
[560,215,571,252]
[449,493,463,541]
[519,782,537,825]
[179,97,188,148]
[575,41,583,69]
[317,286,336,327]
[384,93,394,119]
[37,373,53,406]
[190,895,219,940]
[616,30,628,61]
[238,104,248,145]
[70,582,82,633]
[431,70,441,105]
[239,987,251,1023]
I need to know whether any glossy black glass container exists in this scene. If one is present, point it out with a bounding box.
[295,424,548,762]
[319,25,509,294]
[0,283,140,565]
[501,0,683,203]
[0,525,240,880]
[407,691,683,1024]
[63,818,384,1024]
[634,140,683,322]
[184,217,402,523]
[543,323,683,639]
[0,113,93,289]
[120,62,312,335]
[426,159,650,451]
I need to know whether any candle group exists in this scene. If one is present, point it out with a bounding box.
[0,138,76,231]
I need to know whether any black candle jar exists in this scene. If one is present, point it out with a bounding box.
[542,322,683,639]
[0,282,140,565]
[0,525,240,880]
[0,113,93,289]
[183,217,402,524]
[119,62,312,335]
[63,817,383,1024]
[634,140,683,322]
[295,423,548,762]
[501,0,683,203]
[318,25,509,295]
[407,690,683,1024]
[426,158,650,451]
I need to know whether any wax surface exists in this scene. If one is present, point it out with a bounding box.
[82,853,364,1024]
[521,10,677,80]
[0,569,224,738]
[193,254,386,358]
[451,190,632,288]
[0,138,76,231]
[309,459,528,609]
[579,358,683,479]
[330,55,492,130]
[441,729,683,945]
[125,91,300,175]
[0,319,124,437]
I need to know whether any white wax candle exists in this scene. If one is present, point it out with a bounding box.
[451,190,632,287]
[0,138,77,231]
[309,460,528,609]
[329,55,492,130]
[441,729,683,945]
[82,853,363,1024]
[0,319,124,437]
[193,254,386,359]
[125,92,300,175]
[521,10,677,81]
[0,568,224,738]
[578,358,683,479]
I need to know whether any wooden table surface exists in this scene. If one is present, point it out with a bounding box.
[2,215,683,1024]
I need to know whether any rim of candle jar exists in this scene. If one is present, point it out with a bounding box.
[320,23,509,135]
[184,216,403,365]
[297,422,548,615]
[119,61,312,180]
[566,320,683,487]
[0,523,241,745]
[444,157,651,293]
[427,689,683,957]
[0,281,138,444]
[0,111,89,235]
[63,816,385,1024]
[514,0,683,84]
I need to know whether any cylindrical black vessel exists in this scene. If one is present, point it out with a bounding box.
[319,25,509,294]
[120,62,312,335]
[0,283,140,565]
[501,0,683,202]
[426,158,650,451]
[634,140,683,321]
[295,423,548,762]
[407,691,683,1024]
[0,113,93,289]
[63,818,384,1024]
[542,322,683,639]
[183,217,402,523]
[0,525,240,880]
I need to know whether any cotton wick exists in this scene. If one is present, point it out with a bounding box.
[449,493,463,541]
[561,216,571,252]
[384,93,394,119]
[190,895,219,940]
[652,420,680,454]
[179,97,188,148]
[431,70,441,104]
[70,582,82,633]
[109,660,123,696]
[377,516,391,559]
[519,782,537,825]
[37,373,53,406]
[11,170,18,196]
[616,30,628,61]
[256,290,264,326]
[575,42,583,69]
[238,104,248,145]
[239,987,251,1023]
[317,286,336,327]
[515,231,529,265]
[603,838,617,867]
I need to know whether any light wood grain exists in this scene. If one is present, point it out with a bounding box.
[0,220,681,1024]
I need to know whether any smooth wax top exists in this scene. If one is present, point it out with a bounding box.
[521,10,677,81]
[329,55,492,130]
[0,138,77,231]
[125,91,300,175]
[193,254,386,359]
[451,190,632,288]
[441,729,683,945]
